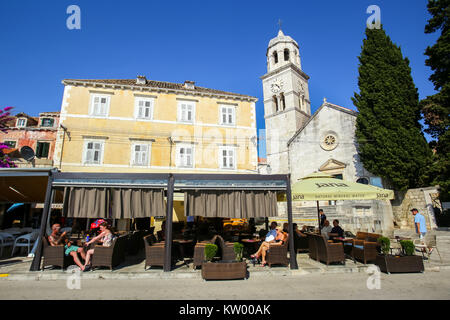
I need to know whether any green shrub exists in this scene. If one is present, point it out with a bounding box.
[204,244,218,261]
[233,242,244,261]
[400,240,415,256]
[377,236,391,255]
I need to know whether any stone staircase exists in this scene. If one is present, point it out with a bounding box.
[272,205,338,227]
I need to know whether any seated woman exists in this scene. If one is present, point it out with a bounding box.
[49,223,86,271]
[83,222,113,271]
[251,227,288,267]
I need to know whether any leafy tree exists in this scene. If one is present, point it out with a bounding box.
[420,0,450,201]
[352,26,432,191]
[0,106,16,168]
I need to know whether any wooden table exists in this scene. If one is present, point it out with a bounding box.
[173,239,194,263]
[332,237,355,261]
[241,239,261,258]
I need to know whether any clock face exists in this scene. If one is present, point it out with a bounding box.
[271,79,283,93]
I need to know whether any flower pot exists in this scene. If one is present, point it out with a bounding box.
[375,254,424,274]
[201,261,247,280]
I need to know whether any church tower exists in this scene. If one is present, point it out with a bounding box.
[261,29,311,174]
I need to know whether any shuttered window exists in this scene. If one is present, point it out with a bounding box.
[132,144,150,166]
[90,94,110,116]
[84,141,103,165]
[219,146,236,169]
[220,106,235,125]
[135,98,153,119]
[177,145,193,168]
[36,142,50,158]
[178,101,195,123]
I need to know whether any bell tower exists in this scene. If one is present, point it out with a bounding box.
[261,28,311,174]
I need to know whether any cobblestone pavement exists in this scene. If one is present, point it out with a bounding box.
[0,269,449,300]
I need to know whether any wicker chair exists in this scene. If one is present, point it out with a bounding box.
[41,236,72,271]
[143,235,179,269]
[266,235,289,267]
[351,234,381,264]
[293,233,309,253]
[307,233,318,261]
[313,234,345,265]
[91,235,127,271]
[193,235,234,268]
[214,235,236,261]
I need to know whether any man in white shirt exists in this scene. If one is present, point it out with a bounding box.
[321,220,333,240]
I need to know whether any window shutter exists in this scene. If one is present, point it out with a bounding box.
[42,143,50,158]
[93,97,100,114]
[85,143,93,163]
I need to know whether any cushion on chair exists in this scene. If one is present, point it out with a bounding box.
[353,245,364,250]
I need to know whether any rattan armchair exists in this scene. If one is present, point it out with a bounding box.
[313,234,345,265]
[307,233,318,261]
[266,235,289,267]
[351,239,380,264]
[143,235,179,269]
[193,235,234,268]
[91,235,127,271]
[41,236,72,271]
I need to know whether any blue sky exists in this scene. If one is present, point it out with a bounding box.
[0,0,438,158]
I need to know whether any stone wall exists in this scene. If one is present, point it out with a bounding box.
[391,186,439,230]
[273,199,395,237]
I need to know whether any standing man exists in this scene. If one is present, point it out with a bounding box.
[319,209,327,228]
[412,208,427,239]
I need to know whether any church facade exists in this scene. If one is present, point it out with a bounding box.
[260,30,395,236]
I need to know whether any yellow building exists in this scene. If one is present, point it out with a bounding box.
[54,76,258,173]
[53,76,259,228]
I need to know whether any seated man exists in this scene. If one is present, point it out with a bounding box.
[321,220,333,240]
[48,223,86,271]
[293,223,307,238]
[328,219,344,240]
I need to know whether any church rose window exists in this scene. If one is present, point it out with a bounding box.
[320,133,338,151]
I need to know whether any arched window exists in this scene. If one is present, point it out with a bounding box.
[299,94,303,110]
[280,93,286,111]
[273,51,278,64]
[273,95,279,112]
[356,177,369,185]
[284,49,289,61]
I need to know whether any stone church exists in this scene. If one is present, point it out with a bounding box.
[259,29,396,235]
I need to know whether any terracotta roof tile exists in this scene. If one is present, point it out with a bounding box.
[64,79,257,100]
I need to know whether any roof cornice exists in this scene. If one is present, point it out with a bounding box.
[260,62,310,81]
[62,80,258,103]
[287,102,358,146]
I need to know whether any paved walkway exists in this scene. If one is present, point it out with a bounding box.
[1,229,449,281]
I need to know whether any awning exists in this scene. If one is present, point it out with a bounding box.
[291,172,395,201]
[0,169,54,203]
[62,187,166,218]
[184,190,278,218]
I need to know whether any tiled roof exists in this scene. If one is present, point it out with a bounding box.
[63,79,257,101]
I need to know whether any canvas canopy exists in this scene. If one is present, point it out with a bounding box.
[62,187,166,218]
[184,190,278,218]
[291,172,394,201]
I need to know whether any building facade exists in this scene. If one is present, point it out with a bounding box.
[261,29,312,174]
[261,30,397,236]
[0,112,60,167]
[54,77,258,174]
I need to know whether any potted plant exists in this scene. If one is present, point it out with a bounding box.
[375,237,424,274]
[204,244,218,262]
[201,242,247,280]
[233,242,244,262]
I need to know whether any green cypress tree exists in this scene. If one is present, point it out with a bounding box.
[420,0,450,201]
[352,26,432,191]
